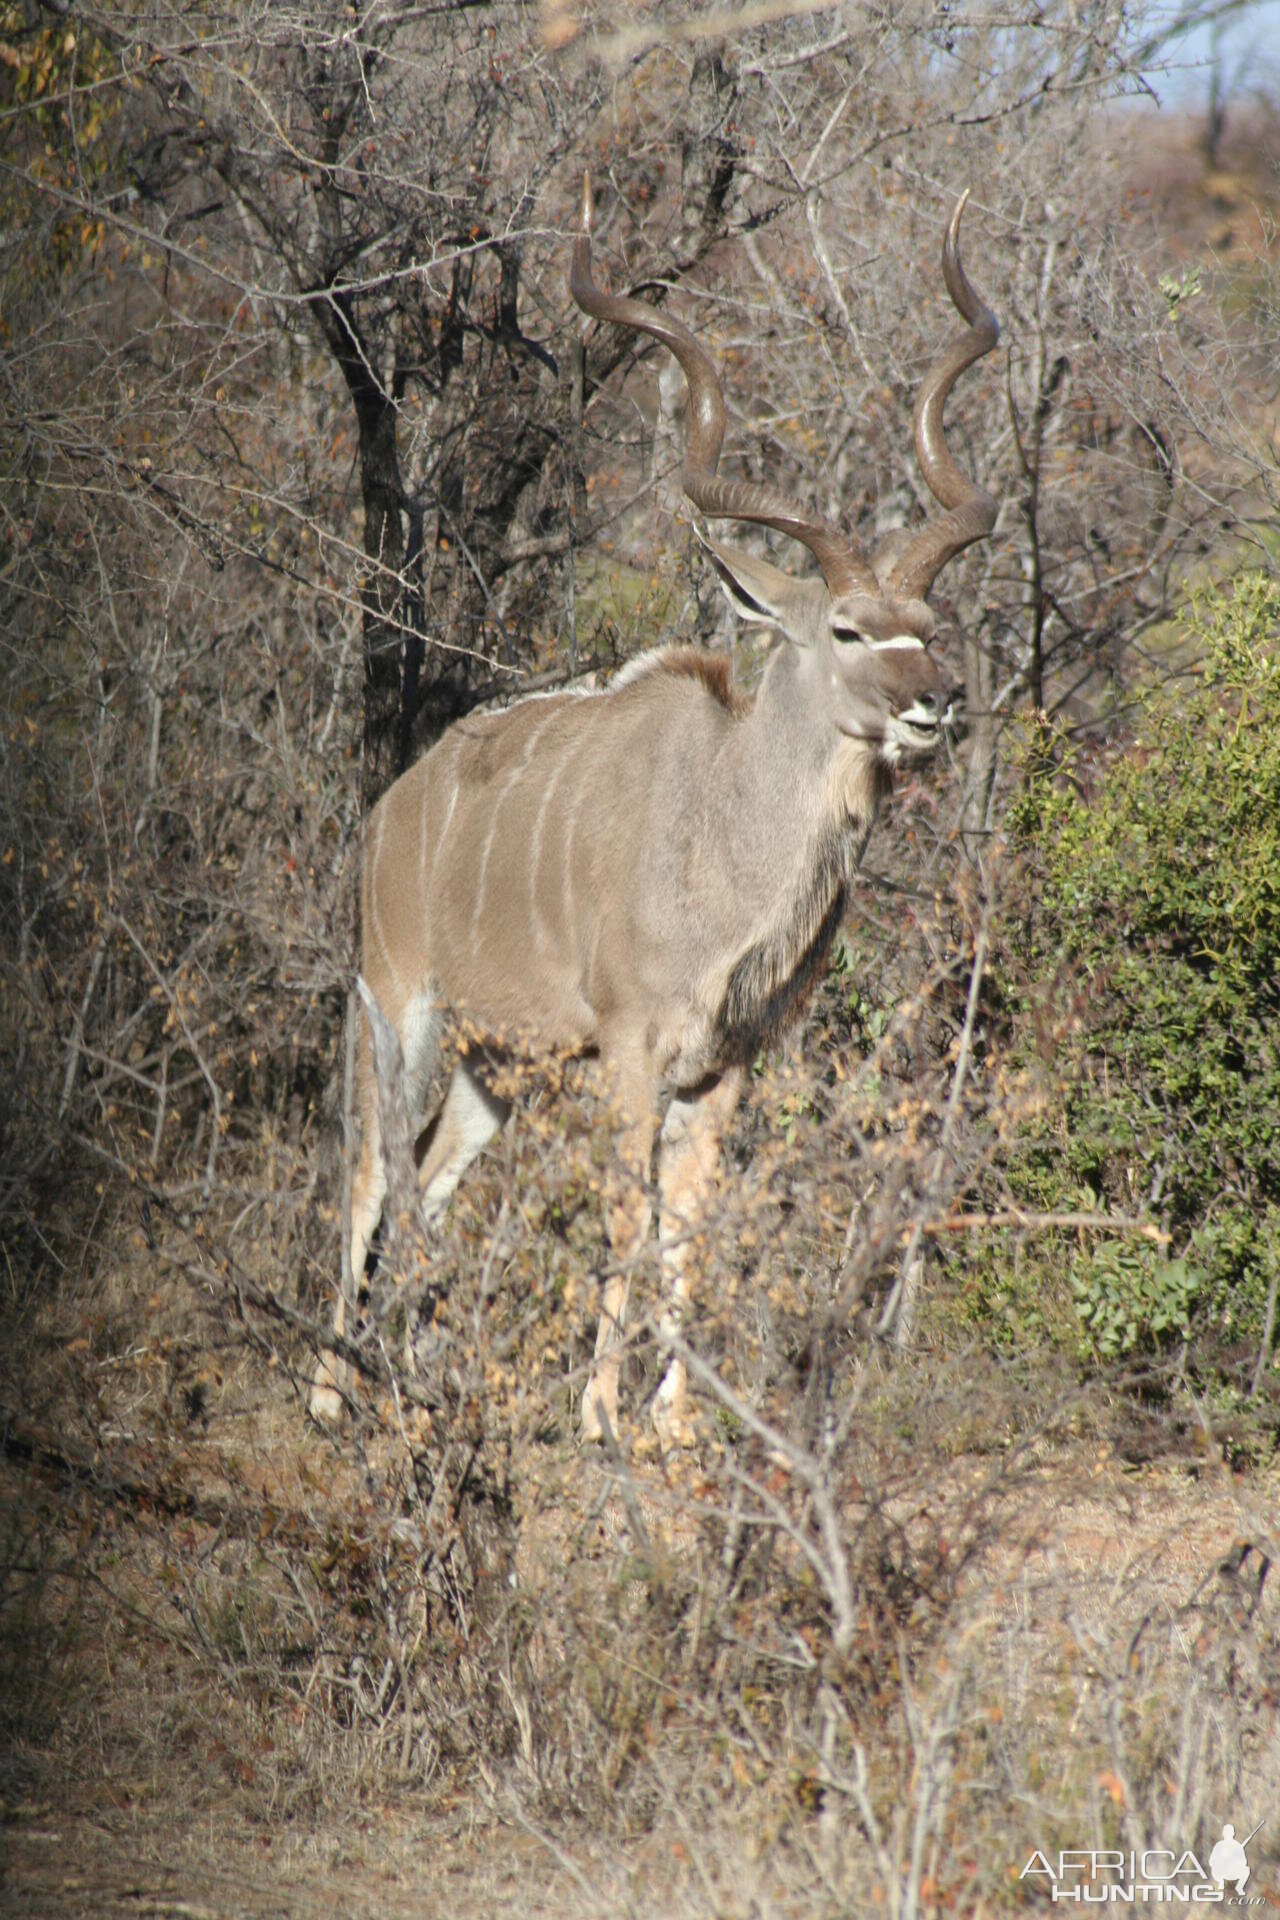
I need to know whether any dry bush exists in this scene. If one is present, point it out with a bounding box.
[3,4,1279,1911]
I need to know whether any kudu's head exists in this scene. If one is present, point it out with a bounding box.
[569,175,999,767]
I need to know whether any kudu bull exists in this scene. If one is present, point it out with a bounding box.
[311,176,999,1442]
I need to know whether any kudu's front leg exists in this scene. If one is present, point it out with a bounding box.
[652,1067,744,1448]
[581,1059,657,1443]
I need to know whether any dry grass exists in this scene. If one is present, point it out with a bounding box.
[4,1084,1278,1919]
[4,1422,1276,1917]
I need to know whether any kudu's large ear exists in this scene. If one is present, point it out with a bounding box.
[695,526,828,640]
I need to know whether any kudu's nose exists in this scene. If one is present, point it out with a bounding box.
[902,675,962,741]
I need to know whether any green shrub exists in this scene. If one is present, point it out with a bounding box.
[993,575,1280,1408]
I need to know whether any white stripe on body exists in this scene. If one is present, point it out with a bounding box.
[527,730,578,955]
[426,735,462,900]
[559,740,590,968]
[469,710,557,945]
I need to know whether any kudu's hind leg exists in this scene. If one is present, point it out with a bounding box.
[417,1061,509,1221]
[652,1068,744,1447]
[308,991,441,1423]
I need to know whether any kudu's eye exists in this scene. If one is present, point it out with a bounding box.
[831,625,870,648]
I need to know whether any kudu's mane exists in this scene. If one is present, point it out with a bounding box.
[614,645,748,716]
[714,822,853,1056]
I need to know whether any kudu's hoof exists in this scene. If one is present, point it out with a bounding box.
[580,1384,615,1446]
[308,1359,346,1426]
[650,1393,697,1451]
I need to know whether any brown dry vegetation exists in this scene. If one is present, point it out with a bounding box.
[3,3,1280,1915]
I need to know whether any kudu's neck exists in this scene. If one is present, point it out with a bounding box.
[721,641,888,849]
[698,642,890,1059]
